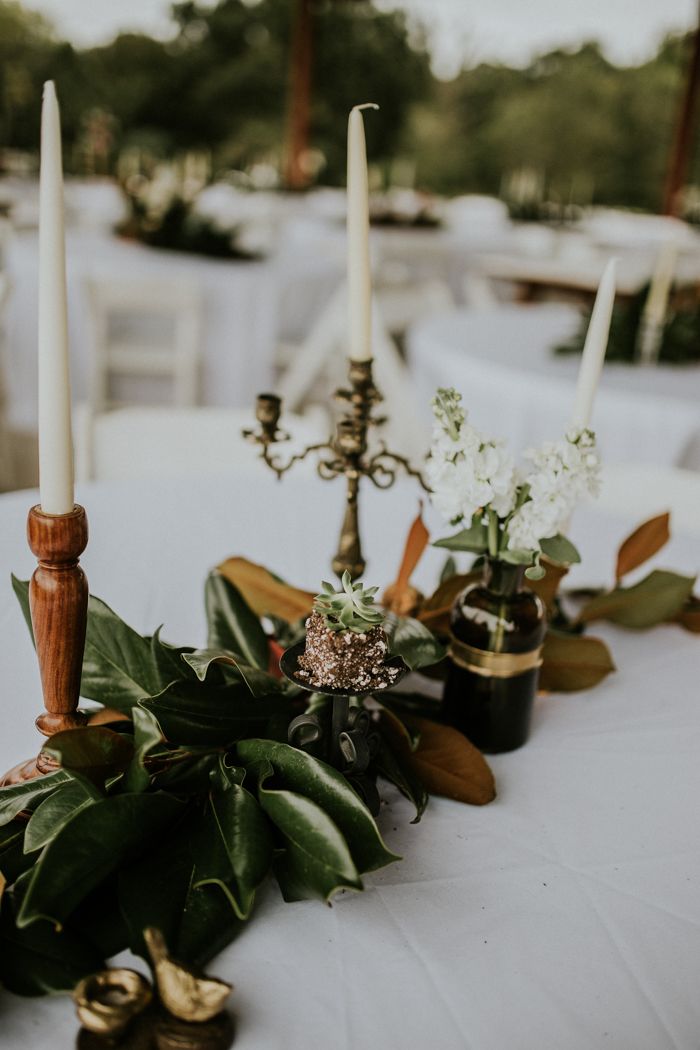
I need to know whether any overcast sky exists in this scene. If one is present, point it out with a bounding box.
[28,0,700,77]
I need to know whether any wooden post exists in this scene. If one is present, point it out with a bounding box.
[283,0,314,191]
[2,505,88,783]
[663,10,700,216]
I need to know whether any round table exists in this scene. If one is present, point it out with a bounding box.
[406,304,700,470]
[0,473,698,1049]
[4,227,278,431]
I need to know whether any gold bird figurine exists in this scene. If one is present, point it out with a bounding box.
[144,926,233,1023]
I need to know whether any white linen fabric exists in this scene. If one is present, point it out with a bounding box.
[0,472,698,1050]
[406,304,700,470]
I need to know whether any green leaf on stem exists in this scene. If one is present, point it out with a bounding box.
[11,575,34,645]
[539,534,581,565]
[124,707,164,793]
[41,727,133,787]
[18,792,185,930]
[193,764,272,920]
[500,548,535,565]
[0,769,73,828]
[578,569,696,629]
[205,572,269,671]
[236,739,399,873]
[183,649,283,697]
[141,680,290,747]
[24,776,102,854]
[433,517,488,554]
[384,613,447,670]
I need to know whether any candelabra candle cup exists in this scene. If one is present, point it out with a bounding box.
[442,557,546,753]
[255,392,282,439]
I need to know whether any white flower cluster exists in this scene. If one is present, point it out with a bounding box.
[426,389,516,525]
[427,387,601,556]
[506,429,601,552]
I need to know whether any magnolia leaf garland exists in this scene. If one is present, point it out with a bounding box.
[0,568,475,999]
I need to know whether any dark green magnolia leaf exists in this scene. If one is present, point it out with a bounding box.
[0,820,36,884]
[24,776,102,854]
[578,569,696,629]
[0,893,104,997]
[384,613,446,671]
[236,739,398,873]
[150,753,219,794]
[150,627,195,683]
[259,778,362,903]
[194,767,272,920]
[183,649,282,697]
[539,533,581,565]
[81,595,170,712]
[141,680,290,747]
[205,572,269,671]
[374,738,429,824]
[118,808,244,967]
[433,517,488,554]
[41,727,133,786]
[11,575,33,644]
[124,707,164,793]
[0,769,72,828]
[18,792,185,929]
[500,547,535,565]
[71,876,130,961]
[540,630,616,692]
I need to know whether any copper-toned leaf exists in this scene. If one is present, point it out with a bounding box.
[417,572,480,636]
[615,512,670,582]
[383,508,429,615]
[216,557,314,624]
[540,630,616,692]
[528,557,569,616]
[393,715,496,806]
[676,595,700,633]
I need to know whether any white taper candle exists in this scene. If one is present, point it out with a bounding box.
[570,258,617,430]
[38,80,74,515]
[347,103,378,362]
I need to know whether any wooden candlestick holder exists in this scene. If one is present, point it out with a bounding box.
[2,504,89,784]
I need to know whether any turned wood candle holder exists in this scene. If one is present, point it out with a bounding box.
[2,504,89,784]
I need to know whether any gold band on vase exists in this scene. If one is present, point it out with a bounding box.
[449,635,543,679]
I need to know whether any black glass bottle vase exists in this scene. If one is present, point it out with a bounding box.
[442,558,546,753]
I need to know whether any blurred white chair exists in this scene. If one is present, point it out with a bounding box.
[0,272,15,491]
[593,464,700,537]
[73,404,327,483]
[375,261,454,336]
[84,276,203,411]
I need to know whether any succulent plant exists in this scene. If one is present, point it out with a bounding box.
[313,571,385,633]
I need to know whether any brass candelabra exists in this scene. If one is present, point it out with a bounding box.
[244,359,428,580]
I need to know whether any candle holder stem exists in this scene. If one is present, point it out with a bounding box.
[2,505,89,784]
[332,472,364,580]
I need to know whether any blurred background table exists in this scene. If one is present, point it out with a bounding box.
[406,303,700,468]
[0,472,698,1050]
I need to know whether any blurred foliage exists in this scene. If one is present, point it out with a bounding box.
[0,0,698,210]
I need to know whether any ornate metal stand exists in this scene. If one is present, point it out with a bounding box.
[2,504,89,785]
[244,359,428,580]
[280,639,408,815]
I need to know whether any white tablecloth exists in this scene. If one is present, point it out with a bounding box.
[406,304,700,469]
[0,472,699,1049]
[4,228,278,430]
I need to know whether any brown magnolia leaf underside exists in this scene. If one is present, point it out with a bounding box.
[540,630,616,692]
[675,595,700,633]
[383,712,496,806]
[615,512,670,582]
[217,557,314,624]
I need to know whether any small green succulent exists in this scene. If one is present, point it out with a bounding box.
[313,571,385,633]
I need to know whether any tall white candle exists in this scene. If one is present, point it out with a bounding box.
[347,103,378,362]
[570,258,617,430]
[637,240,679,366]
[38,81,74,515]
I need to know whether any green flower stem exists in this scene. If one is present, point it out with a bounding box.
[487,510,500,558]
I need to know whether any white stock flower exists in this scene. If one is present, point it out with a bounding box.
[427,388,517,525]
[507,428,601,552]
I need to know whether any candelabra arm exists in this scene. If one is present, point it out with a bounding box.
[366,446,431,493]
[259,440,335,480]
